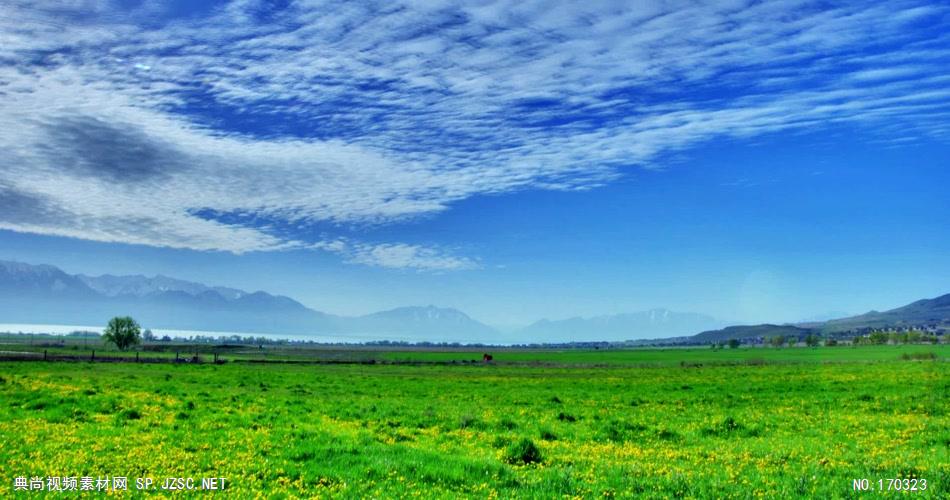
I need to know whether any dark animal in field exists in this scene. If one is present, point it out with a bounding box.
[482,353,493,362]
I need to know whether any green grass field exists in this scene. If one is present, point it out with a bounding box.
[1,345,947,498]
[4,333,944,366]
[376,345,949,365]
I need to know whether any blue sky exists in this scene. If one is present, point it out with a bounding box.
[0,1,948,328]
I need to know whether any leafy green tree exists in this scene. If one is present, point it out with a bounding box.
[869,331,889,345]
[770,335,785,348]
[824,338,838,347]
[728,338,740,349]
[143,328,155,342]
[805,334,820,347]
[103,316,142,351]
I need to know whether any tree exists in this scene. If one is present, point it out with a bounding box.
[869,331,889,345]
[824,338,838,347]
[142,328,155,342]
[103,316,142,351]
[728,338,740,349]
[770,335,786,348]
[805,334,820,347]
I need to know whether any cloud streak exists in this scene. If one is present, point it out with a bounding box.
[0,0,948,269]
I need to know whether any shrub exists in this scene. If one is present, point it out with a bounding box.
[701,416,745,436]
[504,438,543,465]
[656,428,680,441]
[497,418,518,430]
[900,352,937,361]
[539,428,557,441]
[120,409,141,420]
[600,420,647,442]
[459,414,480,429]
[26,400,48,411]
[557,412,576,422]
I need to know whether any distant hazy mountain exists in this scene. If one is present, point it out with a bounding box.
[78,274,246,300]
[353,305,499,343]
[0,260,498,341]
[795,311,854,323]
[5,260,944,344]
[521,308,724,342]
[0,260,336,334]
[0,260,99,299]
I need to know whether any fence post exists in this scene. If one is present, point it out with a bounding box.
[136,352,139,363]
[91,350,95,362]
[175,352,179,362]
[43,350,47,361]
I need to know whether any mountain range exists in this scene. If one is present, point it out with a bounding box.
[520,309,725,343]
[0,260,496,343]
[0,260,946,344]
[0,260,733,342]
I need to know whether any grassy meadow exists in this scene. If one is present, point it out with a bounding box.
[0,345,947,498]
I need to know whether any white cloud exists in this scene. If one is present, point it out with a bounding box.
[308,239,475,271]
[346,242,477,271]
[0,0,948,268]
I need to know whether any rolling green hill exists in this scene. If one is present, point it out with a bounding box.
[689,293,948,344]
[691,324,814,343]
[818,293,950,333]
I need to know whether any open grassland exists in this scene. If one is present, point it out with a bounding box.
[0,346,947,498]
[3,333,945,366]
[376,345,949,365]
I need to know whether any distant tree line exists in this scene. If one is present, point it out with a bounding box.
[710,329,941,349]
[852,330,939,345]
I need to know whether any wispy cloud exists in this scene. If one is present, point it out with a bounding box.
[1,0,948,268]
[310,238,476,271]
[347,242,477,272]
